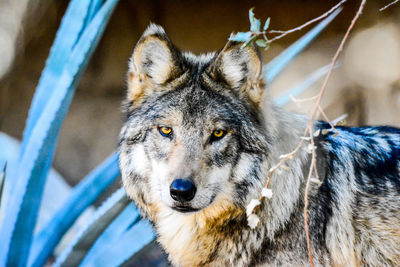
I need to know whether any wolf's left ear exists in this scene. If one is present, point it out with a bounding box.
[128,24,183,105]
[208,41,264,107]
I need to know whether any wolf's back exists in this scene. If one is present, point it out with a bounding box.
[314,123,400,266]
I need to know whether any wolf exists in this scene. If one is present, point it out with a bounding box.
[118,24,400,266]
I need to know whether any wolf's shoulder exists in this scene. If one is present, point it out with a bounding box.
[315,121,400,192]
[315,121,400,152]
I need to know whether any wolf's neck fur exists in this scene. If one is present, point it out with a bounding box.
[153,104,313,266]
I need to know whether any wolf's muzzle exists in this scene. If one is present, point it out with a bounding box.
[170,179,196,202]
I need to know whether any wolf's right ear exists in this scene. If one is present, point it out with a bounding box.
[207,41,264,108]
[128,24,183,105]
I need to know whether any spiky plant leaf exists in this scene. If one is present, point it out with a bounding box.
[0,0,118,265]
[79,203,143,266]
[20,0,92,160]
[28,153,120,267]
[84,0,103,28]
[54,188,130,267]
[81,219,155,266]
[0,163,6,207]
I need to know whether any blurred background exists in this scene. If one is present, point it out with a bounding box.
[0,1,399,265]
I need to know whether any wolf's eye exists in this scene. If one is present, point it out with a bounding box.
[158,126,173,137]
[210,129,226,142]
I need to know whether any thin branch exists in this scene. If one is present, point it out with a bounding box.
[318,106,336,131]
[266,0,347,44]
[302,0,367,265]
[253,2,366,265]
[259,139,306,200]
[380,0,399,11]
[331,113,348,125]
[304,132,317,267]
[290,94,319,104]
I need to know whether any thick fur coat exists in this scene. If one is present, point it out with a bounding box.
[119,25,400,266]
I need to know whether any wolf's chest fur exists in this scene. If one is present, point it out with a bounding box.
[119,24,400,266]
[154,202,247,266]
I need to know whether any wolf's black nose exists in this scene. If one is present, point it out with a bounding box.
[170,179,196,202]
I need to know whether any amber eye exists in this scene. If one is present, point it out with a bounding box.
[158,126,173,137]
[210,129,226,142]
[213,130,225,138]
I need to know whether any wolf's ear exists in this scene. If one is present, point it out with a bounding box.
[128,24,183,104]
[208,41,264,107]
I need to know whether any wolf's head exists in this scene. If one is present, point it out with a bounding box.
[119,24,270,218]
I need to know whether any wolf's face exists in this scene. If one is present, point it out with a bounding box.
[120,25,270,217]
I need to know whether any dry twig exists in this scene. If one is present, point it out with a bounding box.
[380,0,399,11]
[252,0,367,265]
[246,0,367,265]
[265,0,347,44]
[303,0,367,265]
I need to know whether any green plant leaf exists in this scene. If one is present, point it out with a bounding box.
[241,35,257,49]
[229,32,252,42]
[249,8,261,32]
[264,17,271,31]
[256,39,267,47]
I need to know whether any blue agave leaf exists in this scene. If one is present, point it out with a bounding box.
[274,63,338,107]
[55,188,129,267]
[0,132,71,229]
[28,153,120,267]
[0,90,66,266]
[85,0,103,27]
[265,8,341,83]
[0,0,118,265]
[20,0,92,160]
[0,163,5,207]
[81,219,155,267]
[79,203,141,266]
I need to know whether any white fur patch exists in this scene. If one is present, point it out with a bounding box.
[150,159,171,204]
[234,153,254,181]
[136,41,172,84]
[156,205,197,260]
[183,51,216,65]
[207,164,231,184]
[131,144,150,177]
[142,23,166,37]
[221,53,245,88]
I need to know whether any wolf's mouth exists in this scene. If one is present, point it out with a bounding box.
[172,205,200,213]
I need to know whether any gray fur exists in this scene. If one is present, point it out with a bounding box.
[119,25,400,266]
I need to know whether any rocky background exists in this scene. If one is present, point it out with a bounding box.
[0,1,399,265]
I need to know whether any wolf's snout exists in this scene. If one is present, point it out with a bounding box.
[170,179,196,202]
